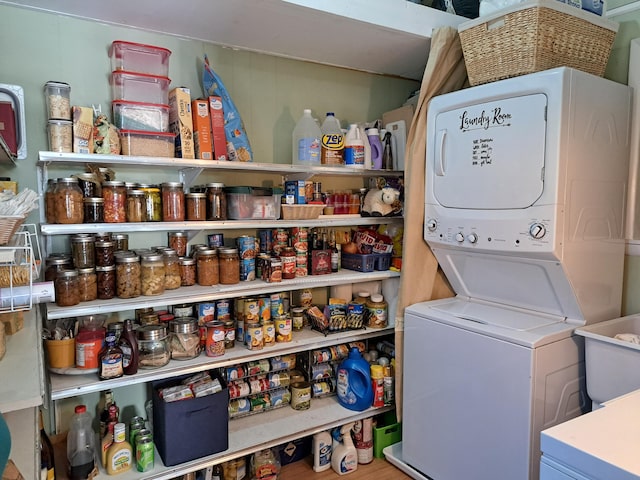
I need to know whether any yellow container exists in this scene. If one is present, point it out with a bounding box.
[45,338,75,368]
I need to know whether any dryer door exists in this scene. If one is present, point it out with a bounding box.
[432,93,547,209]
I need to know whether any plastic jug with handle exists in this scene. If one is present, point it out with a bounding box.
[336,347,374,411]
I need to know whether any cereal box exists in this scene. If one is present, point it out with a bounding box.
[191,99,213,160]
[72,106,93,154]
[169,87,195,159]
[208,96,227,161]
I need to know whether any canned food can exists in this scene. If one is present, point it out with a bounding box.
[236,235,256,259]
[258,229,273,254]
[258,296,271,322]
[270,387,291,406]
[205,321,225,357]
[216,298,232,321]
[249,376,270,394]
[235,298,245,322]
[136,434,154,472]
[291,307,305,331]
[237,318,245,345]
[272,228,289,255]
[312,380,334,397]
[229,398,251,418]
[291,227,308,253]
[243,298,259,323]
[263,321,275,347]
[228,380,250,399]
[247,358,271,375]
[240,258,256,281]
[269,293,283,318]
[291,381,311,410]
[207,233,224,248]
[295,252,308,278]
[274,315,292,342]
[171,303,193,318]
[224,320,235,349]
[226,365,245,380]
[197,302,216,325]
[245,322,263,350]
[268,371,290,388]
[312,363,333,379]
[129,416,145,447]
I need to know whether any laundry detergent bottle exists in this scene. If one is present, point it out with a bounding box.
[313,430,332,472]
[336,347,374,411]
[331,423,358,475]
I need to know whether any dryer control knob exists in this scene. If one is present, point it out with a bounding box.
[529,223,546,239]
[426,218,437,231]
[455,232,465,243]
[467,233,478,244]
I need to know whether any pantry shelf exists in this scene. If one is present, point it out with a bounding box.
[49,325,393,401]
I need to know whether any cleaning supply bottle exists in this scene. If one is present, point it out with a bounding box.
[357,124,372,169]
[381,129,394,170]
[367,128,383,170]
[353,418,374,464]
[313,430,332,472]
[343,124,365,168]
[292,108,322,165]
[336,347,374,411]
[320,112,344,165]
[67,405,95,480]
[331,423,358,475]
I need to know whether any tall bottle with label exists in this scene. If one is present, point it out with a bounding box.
[344,124,365,168]
[292,108,322,165]
[67,405,95,480]
[321,112,344,165]
[367,128,383,170]
[119,319,139,375]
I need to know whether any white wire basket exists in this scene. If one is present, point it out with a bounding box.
[0,224,41,312]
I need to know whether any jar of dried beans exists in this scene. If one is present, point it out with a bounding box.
[54,178,83,224]
[102,181,127,223]
[141,253,165,296]
[196,249,219,286]
[161,182,185,222]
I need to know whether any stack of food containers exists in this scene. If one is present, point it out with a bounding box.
[108,40,174,157]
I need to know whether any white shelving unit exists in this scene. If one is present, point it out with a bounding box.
[38,150,401,478]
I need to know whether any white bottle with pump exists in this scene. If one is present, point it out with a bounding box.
[313,430,332,472]
[331,423,358,475]
[292,108,322,165]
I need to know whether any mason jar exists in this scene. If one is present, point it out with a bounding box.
[162,248,181,290]
[102,180,127,223]
[54,269,80,307]
[196,248,219,286]
[161,182,185,222]
[54,177,83,224]
[116,254,141,299]
[141,253,165,296]
[137,324,170,369]
[179,257,196,287]
[206,182,227,220]
[139,184,162,222]
[94,240,115,267]
[169,318,201,360]
[126,189,145,223]
[83,197,104,223]
[70,234,95,269]
[96,264,116,300]
[77,267,97,302]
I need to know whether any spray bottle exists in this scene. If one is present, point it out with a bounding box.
[331,423,358,475]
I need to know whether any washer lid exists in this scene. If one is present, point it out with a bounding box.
[432,93,546,210]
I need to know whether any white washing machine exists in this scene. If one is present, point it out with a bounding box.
[392,67,632,480]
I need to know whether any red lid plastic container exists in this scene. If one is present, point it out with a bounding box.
[119,129,175,158]
[112,100,170,132]
[110,70,171,105]
[109,40,171,77]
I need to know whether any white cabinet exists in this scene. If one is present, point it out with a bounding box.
[38,151,401,479]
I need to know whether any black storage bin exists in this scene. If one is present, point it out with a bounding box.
[152,371,229,466]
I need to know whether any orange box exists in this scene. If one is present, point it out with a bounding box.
[208,96,227,161]
[169,87,195,159]
[191,99,213,160]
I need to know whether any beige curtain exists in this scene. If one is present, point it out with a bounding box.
[395,26,468,421]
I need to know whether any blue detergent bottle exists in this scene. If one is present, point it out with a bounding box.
[336,347,374,411]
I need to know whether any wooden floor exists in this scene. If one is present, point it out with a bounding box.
[280,455,412,480]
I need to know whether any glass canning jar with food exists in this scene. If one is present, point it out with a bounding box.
[136,325,170,369]
[218,247,239,285]
[115,254,141,299]
[44,255,72,282]
[54,177,84,224]
[179,257,196,286]
[112,234,129,252]
[96,265,116,300]
[161,182,185,222]
[44,178,57,224]
[162,249,181,290]
[83,197,104,223]
[139,184,161,222]
[196,248,219,286]
[94,240,115,267]
[70,234,96,269]
[206,182,227,220]
[140,253,165,296]
[126,189,145,223]
[102,181,127,223]
[55,269,80,307]
[186,192,206,221]
[77,267,97,302]
[168,231,188,257]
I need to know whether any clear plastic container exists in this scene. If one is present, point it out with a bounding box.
[292,108,322,165]
[109,41,171,77]
[47,119,73,153]
[67,405,96,480]
[110,70,171,104]
[225,186,282,220]
[119,130,175,157]
[44,81,71,120]
[112,100,169,132]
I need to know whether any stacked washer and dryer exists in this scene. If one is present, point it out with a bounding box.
[387,67,632,480]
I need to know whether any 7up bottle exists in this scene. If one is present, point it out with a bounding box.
[320,112,344,165]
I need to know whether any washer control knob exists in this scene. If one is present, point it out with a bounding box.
[529,223,546,239]
[467,233,478,244]
[455,232,465,243]
[426,218,437,231]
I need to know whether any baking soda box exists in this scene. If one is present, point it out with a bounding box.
[208,96,228,161]
[169,87,195,159]
[191,99,213,160]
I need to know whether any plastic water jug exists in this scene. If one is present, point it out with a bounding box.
[67,405,95,480]
[292,108,322,165]
[336,347,374,411]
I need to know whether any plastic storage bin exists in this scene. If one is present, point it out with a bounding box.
[110,70,171,104]
[575,314,640,407]
[112,100,169,132]
[109,40,171,77]
[341,253,392,272]
[373,411,402,458]
[118,130,175,157]
[225,186,283,220]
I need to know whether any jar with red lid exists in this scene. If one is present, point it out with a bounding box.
[280,247,296,280]
[186,192,206,221]
[161,182,185,222]
[102,181,127,223]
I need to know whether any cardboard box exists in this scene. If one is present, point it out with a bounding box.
[277,436,311,466]
[0,311,24,334]
[0,180,17,194]
[191,99,213,160]
[382,105,414,134]
[169,87,195,159]
[153,371,229,466]
[72,106,93,154]
[208,96,227,161]
[2,460,25,480]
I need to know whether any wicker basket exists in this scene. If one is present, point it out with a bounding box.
[0,215,26,246]
[281,204,324,220]
[458,0,618,86]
